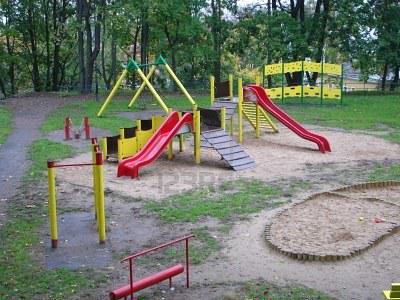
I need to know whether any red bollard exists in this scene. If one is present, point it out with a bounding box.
[64,117,72,140]
[84,116,91,140]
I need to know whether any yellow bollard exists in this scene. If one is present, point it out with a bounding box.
[47,161,58,249]
[256,104,260,138]
[238,78,243,143]
[194,110,201,164]
[210,75,215,106]
[92,145,99,223]
[100,137,107,160]
[221,107,226,130]
[94,152,106,244]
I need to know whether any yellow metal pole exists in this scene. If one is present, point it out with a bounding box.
[256,104,260,138]
[95,152,106,244]
[238,78,243,143]
[210,75,215,106]
[135,67,169,113]
[136,119,141,131]
[92,145,99,223]
[221,107,226,130]
[229,74,233,100]
[100,137,107,160]
[167,109,174,160]
[47,161,58,249]
[118,128,124,162]
[179,135,184,152]
[194,109,201,164]
[97,69,128,117]
[128,65,157,108]
[164,63,196,106]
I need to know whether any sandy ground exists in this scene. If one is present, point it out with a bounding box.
[45,124,400,300]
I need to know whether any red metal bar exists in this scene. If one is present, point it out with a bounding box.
[185,238,189,288]
[64,117,71,140]
[84,116,91,139]
[121,234,194,262]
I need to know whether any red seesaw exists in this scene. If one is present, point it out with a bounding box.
[109,234,194,300]
[64,116,91,140]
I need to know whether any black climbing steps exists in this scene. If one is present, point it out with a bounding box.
[201,129,255,171]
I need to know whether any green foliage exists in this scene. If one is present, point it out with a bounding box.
[233,281,333,300]
[369,165,400,181]
[146,179,283,222]
[25,139,76,182]
[0,106,11,144]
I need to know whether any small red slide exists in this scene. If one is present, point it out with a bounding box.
[117,112,193,178]
[244,85,331,153]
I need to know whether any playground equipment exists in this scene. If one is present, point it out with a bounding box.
[97,55,196,117]
[64,116,91,140]
[109,234,194,300]
[383,283,400,299]
[101,115,166,162]
[47,140,105,248]
[262,60,343,104]
[210,75,278,143]
[117,112,194,178]
[244,85,331,153]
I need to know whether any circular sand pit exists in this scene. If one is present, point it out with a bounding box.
[265,181,400,261]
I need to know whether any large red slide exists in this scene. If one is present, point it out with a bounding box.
[244,85,331,153]
[117,112,193,178]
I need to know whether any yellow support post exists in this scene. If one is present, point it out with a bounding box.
[92,145,99,223]
[135,67,169,113]
[179,134,184,152]
[117,128,124,162]
[97,69,128,117]
[256,104,260,138]
[210,75,215,106]
[100,137,107,160]
[238,78,243,143]
[47,161,58,249]
[128,65,157,108]
[136,119,141,131]
[221,106,226,130]
[167,109,174,160]
[194,108,201,164]
[164,63,196,106]
[229,74,233,100]
[94,152,106,244]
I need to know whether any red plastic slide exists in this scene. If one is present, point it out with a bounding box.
[117,112,193,178]
[244,85,331,153]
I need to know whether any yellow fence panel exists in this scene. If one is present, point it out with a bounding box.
[265,87,282,100]
[322,87,341,99]
[324,63,342,75]
[264,63,282,76]
[303,86,321,97]
[283,86,302,98]
[284,61,302,73]
[137,129,154,149]
[120,137,138,159]
[304,61,321,73]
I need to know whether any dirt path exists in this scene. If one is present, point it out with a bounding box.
[0,93,83,224]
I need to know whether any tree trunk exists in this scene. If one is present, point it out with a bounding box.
[77,0,86,92]
[390,65,399,91]
[6,36,16,95]
[381,62,388,91]
[27,4,43,91]
[211,0,222,83]
[44,0,51,90]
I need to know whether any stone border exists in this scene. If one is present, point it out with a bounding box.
[264,181,400,261]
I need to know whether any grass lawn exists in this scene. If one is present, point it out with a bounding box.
[0,139,104,299]
[0,106,12,144]
[281,94,400,143]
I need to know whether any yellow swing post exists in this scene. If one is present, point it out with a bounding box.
[167,109,174,160]
[47,161,58,249]
[238,78,243,143]
[128,65,157,108]
[210,75,215,106]
[97,69,128,117]
[163,63,196,106]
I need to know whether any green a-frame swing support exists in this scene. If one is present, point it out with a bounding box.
[97,55,196,117]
